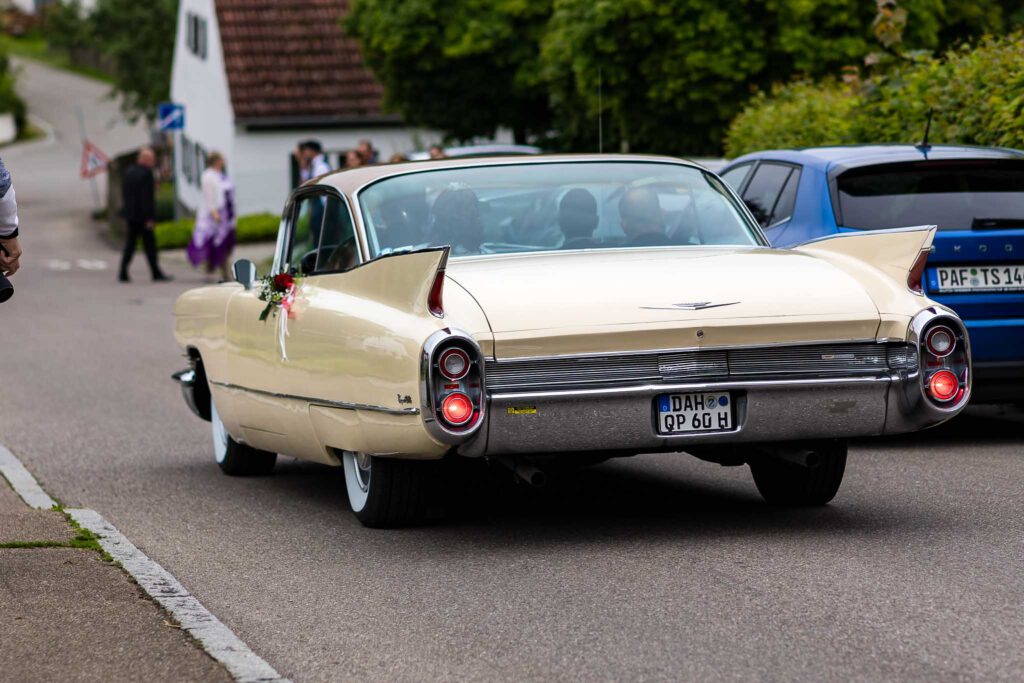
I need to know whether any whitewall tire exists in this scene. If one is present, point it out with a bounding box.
[341,451,435,528]
[210,399,277,476]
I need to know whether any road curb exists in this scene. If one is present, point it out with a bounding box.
[0,442,289,683]
[0,443,59,509]
[69,508,290,683]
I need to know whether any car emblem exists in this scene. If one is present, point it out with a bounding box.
[954,245,961,252]
[641,301,740,311]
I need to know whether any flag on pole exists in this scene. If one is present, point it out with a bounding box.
[80,141,110,179]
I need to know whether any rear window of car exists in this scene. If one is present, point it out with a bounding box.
[836,159,1024,230]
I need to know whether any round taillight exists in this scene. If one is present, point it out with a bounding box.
[438,348,470,380]
[441,392,474,426]
[928,370,959,402]
[925,326,955,357]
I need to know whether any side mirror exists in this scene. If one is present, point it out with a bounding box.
[233,259,257,290]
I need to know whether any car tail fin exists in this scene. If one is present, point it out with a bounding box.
[794,226,936,291]
[335,246,450,317]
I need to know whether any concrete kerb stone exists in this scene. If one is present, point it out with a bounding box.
[68,508,290,683]
[1,441,289,683]
[0,443,59,510]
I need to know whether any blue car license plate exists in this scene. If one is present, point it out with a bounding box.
[657,392,732,434]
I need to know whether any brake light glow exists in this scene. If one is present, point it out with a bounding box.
[928,370,959,402]
[441,392,474,426]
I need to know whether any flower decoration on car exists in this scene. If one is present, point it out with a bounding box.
[257,272,300,322]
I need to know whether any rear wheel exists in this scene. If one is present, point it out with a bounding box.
[749,441,847,506]
[211,399,277,476]
[342,451,434,528]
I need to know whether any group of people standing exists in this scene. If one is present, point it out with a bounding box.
[119,137,441,283]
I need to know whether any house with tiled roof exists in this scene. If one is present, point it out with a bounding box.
[170,0,439,216]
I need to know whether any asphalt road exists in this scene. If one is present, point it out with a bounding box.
[2,60,1023,682]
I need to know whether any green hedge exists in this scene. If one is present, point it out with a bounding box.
[0,52,27,134]
[725,32,1024,157]
[154,213,280,250]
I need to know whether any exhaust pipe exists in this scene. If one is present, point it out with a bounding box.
[773,448,821,469]
[514,462,547,488]
[493,457,548,488]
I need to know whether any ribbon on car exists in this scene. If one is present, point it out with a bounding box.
[277,284,296,361]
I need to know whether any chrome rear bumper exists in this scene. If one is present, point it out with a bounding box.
[479,373,958,456]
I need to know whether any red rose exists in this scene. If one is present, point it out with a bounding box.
[273,273,294,290]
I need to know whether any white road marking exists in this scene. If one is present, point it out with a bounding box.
[75,259,108,270]
[0,443,289,683]
[46,259,71,271]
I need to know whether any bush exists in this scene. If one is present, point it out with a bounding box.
[724,31,1024,156]
[0,52,27,134]
[154,213,280,250]
[154,182,175,222]
[725,79,861,157]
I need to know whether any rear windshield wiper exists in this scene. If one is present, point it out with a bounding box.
[971,218,1024,229]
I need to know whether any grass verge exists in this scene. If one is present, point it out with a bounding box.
[0,34,114,84]
[156,212,280,250]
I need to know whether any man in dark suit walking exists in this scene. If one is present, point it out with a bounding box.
[119,147,171,282]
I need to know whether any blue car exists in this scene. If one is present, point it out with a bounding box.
[720,144,1024,402]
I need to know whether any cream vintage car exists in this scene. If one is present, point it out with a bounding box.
[173,155,971,527]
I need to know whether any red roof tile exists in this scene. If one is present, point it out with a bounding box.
[214,0,391,124]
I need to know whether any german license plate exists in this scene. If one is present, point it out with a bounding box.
[934,264,1024,293]
[657,392,732,434]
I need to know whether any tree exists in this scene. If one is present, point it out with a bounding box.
[347,0,1016,155]
[89,0,178,123]
[539,0,957,155]
[345,0,553,143]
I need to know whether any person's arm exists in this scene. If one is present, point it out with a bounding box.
[0,158,21,275]
[143,168,157,228]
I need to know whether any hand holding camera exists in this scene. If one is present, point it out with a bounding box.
[0,239,15,303]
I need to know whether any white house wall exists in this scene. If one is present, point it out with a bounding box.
[170,0,235,215]
[232,127,438,216]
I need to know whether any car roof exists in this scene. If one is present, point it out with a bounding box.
[311,153,707,196]
[729,144,1024,174]
[406,144,542,161]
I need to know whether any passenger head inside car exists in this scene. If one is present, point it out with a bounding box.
[432,186,483,254]
[619,187,668,246]
[379,191,429,250]
[559,188,599,248]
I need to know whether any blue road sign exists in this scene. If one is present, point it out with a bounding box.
[158,103,185,131]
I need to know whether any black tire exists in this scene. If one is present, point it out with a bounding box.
[343,452,435,528]
[749,441,847,506]
[211,400,277,476]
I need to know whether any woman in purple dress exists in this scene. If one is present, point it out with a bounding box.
[187,152,236,282]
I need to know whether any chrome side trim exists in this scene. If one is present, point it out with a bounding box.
[208,380,419,416]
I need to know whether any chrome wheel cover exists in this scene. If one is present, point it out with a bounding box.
[343,451,373,512]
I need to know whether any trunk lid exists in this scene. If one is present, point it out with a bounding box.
[446,247,881,358]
